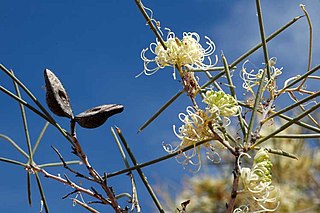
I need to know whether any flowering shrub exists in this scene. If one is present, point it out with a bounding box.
[0,1,319,213]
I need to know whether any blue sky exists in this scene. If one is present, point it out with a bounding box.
[1,1,319,212]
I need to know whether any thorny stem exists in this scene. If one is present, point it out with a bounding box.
[70,135,122,213]
[226,152,241,213]
[51,146,94,182]
[30,164,112,205]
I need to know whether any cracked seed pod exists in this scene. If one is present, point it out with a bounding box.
[75,104,124,128]
[44,69,73,118]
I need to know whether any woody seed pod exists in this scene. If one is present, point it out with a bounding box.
[75,104,124,128]
[44,69,73,118]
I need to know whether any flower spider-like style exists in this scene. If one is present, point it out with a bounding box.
[163,106,222,172]
[237,149,280,212]
[240,57,283,96]
[203,90,241,117]
[138,29,218,77]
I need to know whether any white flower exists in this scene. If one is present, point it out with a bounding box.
[163,106,221,172]
[203,90,241,117]
[138,29,218,77]
[240,57,282,95]
[238,149,280,212]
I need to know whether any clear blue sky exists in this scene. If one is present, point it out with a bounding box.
[1,1,319,212]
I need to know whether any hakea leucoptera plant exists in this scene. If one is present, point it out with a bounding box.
[240,57,282,96]
[139,29,218,78]
[235,149,280,213]
[163,90,240,172]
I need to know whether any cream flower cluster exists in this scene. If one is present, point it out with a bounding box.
[203,90,240,117]
[237,149,279,212]
[165,90,240,171]
[139,29,217,77]
[163,106,220,172]
[240,57,282,95]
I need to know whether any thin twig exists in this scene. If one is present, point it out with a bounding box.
[27,172,32,206]
[297,4,313,89]
[230,15,303,68]
[11,69,33,164]
[222,54,246,137]
[51,146,93,181]
[0,134,29,158]
[111,127,141,212]
[0,157,27,167]
[245,68,267,147]
[255,0,271,79]
[115,127,164,213]
[238,101,320,133]
[31,165,111,205]
[252,102,320,147]
[70,135,122,212]
[262,91,320,124]
[72,199,100,213]
[277,64,320,96]
[138,90,184,133]
[35,172,50,213]
[271,133,320,139]
[288,91,319,128]
[134,0,166,49]
[32,122,50,157]
[107,138,213,178]
[38,161,81,168]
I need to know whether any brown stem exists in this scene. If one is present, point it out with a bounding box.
[208,122,236,155]
[226,154,241,213]
[71,135,122,213]
[30,165,111,205]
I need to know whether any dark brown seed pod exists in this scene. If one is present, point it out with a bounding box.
[75,104,124,128]
[44,69,73,118]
